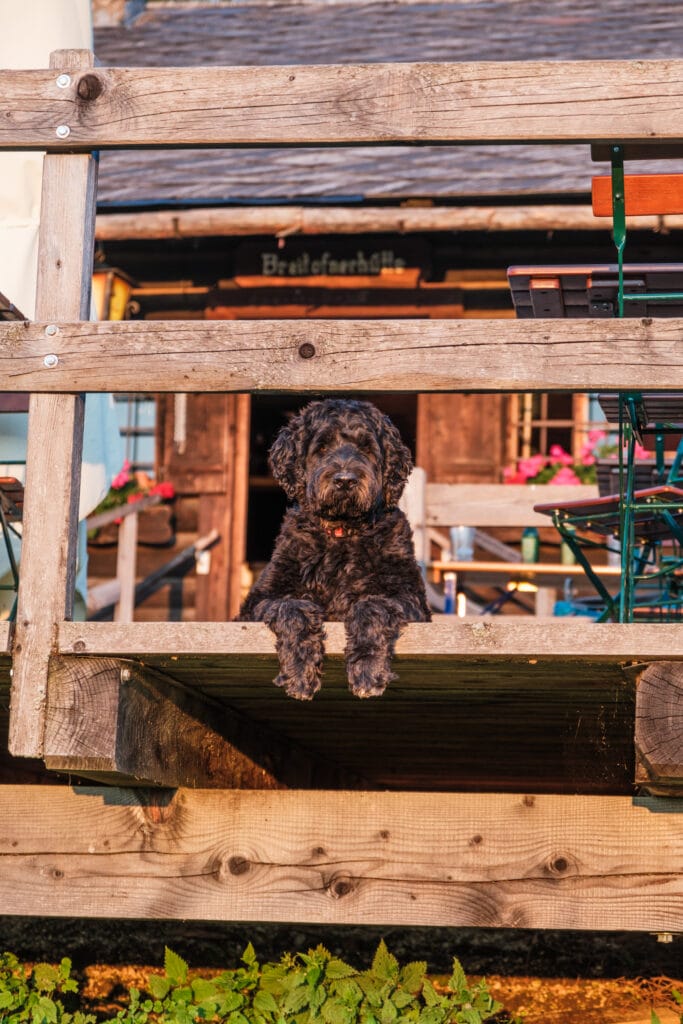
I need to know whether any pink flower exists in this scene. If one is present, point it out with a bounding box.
[634,442,651,459]
[550,466,582,485]
[587,429,607,446]
[549,444,574,466]
[110,460,132,490]
[126,491,144,504]
[517,454,547,480]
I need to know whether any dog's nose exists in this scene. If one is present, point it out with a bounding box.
[333,470,358,490]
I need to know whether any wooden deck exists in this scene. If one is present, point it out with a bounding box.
[16,620,674,793]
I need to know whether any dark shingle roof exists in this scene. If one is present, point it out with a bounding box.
[94,0,683,205]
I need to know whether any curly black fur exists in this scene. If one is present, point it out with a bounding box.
[238,398,431,700]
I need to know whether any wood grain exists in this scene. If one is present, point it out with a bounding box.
[635,661,683,795]
[57,619,683,662]
[0,786,681,928]
[3,59,683,148]
[9,54,97,759]
[42,656,364,788]
[2,318,683,393]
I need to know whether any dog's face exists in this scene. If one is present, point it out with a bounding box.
[269,399,412,517]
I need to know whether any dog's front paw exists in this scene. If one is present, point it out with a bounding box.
[347,654,397,698]
[274,664,322,701]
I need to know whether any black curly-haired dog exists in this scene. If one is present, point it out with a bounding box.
[238,398,431,700]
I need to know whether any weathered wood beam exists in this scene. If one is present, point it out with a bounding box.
[1,786,681,928]
[424,482,599,528]
[43,656,366,788]
[58,620,683,663]
[8,51,96,760]
[95,205,643,240]
[2,318,683,393]
[3,58,683,149]
[635,661,683,796]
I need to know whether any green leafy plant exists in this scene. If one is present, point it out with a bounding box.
[1,944,517,1024]
[0,951,96,1024]
[104,941,513,1024]
[651,986,683,1024]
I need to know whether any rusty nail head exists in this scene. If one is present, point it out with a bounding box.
[299,343,316,359]
[56,74,71,89]
[43,354,59,369]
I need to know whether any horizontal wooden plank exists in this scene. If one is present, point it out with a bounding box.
[425,482,599,527]
[58,620,683,663]
[94,204,654,240]
[593,173,683,216]
[1,786,681,928]
[2,318,683,392]
[3,60,683,149]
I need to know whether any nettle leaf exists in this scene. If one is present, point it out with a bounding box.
[371,943,399,983]
[321,996,353,1024]
[325,958,357,981]
[357,975,383,1008]
[33,964,59,993]
[35,995,58,1022]
[164,948,189,985]
[217,990,245,1013]
[399,962,427,994]
[448,960,467,996]
[228,1011,251,1024]
[306,966,323,989]
[332,978,363,1005]
[192,978,219,1002]
[393,989,416,1009]
[458,1008,482,1024]
[380,997,398,1024]
[242,943,258,967]
[254,989,279,1016]
[421,980,440,1008]
[283,984,311,1014]
[148,974,171,1000]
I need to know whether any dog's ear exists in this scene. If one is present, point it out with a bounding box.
[268,410,307,502]
[378,412,413,506]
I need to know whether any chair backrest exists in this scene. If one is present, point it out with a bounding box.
[592,172,683,217]
[400,468,598,562]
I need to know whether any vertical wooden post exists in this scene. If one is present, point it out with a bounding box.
[114,512,138,623]
[9,50,97,758]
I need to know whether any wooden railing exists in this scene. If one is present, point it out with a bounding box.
[0,52,682,929]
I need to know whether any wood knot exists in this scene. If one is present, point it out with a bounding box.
[77,73,103,102]
[545,853,574,877]
[228,855,251,876]
[327,873,355,899]
[72,640,86,653]
[468,834,483,847]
